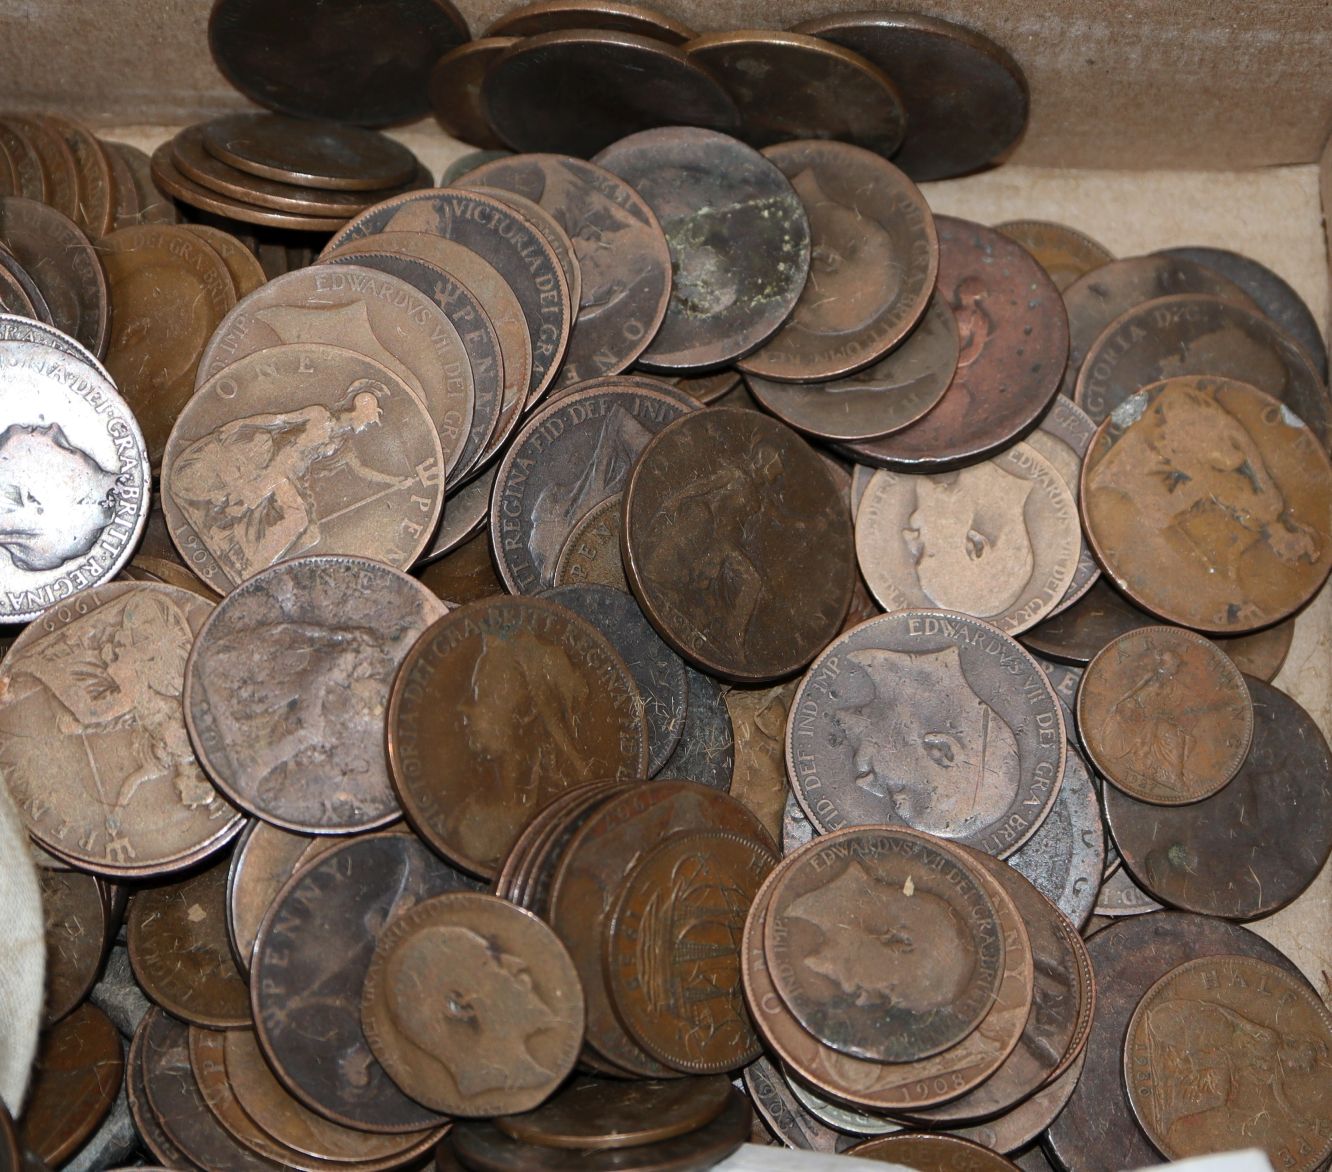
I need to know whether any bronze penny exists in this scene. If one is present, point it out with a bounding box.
[4,117,78,224]
[738,141,933,382]
[726,681,798,846]
[251,830,480,1133]
[464,153,673,388]
[996,220,1114,292]
[0,260,36,317]
[42,115,115,239]
[180,223,268,297]
[0,119,45,202]
[787,610,1066,858]
[1033,652,1083,713]
[669,369,742,404]
[554,494,628,590]
[685,31,905,156]
[484,0,696,41]
[594,127,810,371]
[1094,865,1164,919]
[793,11,1028,181]
[226,820,327,975]
[362,892,583,1116]
[855,444,1079,635]
[429,38,517,151]
[0,247,53,323]
[161,343,445,592]
[1105,677,1332,919]
[1075,294,1332,447]
[467,185,582,326]
[949,1053,1086,1156]
[605,829,776,1073]
[623,408,853,682]
[843,216,1069,469]
[208,0,469,126]
[107,141,178,227]
[387,596,648,878]
[742,1055,857,1153]
[780,1067,902,1136]
[847,1134,1021,1170]
[416,529,505,604]
[417,463,495,564]
[126,1010,194,1169]
[104,139,142,231]
[98,223,237,468]
[0,1107,18,1172]
[764,826,1006,1064]
[0,196,109,356]
[38,869,110,1025]
[1124,956,1332,1171]
[0,582,242,877]
[200,113,420,192]
[1027,395,1101,615]
[17,1004,123,1168]
[659,668,735,792]
[1080,376,1332,633]
[1078,626,1254,805]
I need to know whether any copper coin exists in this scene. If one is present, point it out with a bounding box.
[742,1056,856,1153]
[467,185,582,324]
[251,830,480,1132]
[1124,956,1332,1171]
[226,820,327,974]
[387,596,648,878]
[1045,911,1312,1172]
[951,1055,1086,1156]
[0,246,54,323]
[658,668,734,792]
[606,829,776,1072]
[554,494,628,590]
[429,38,517,150]
[43,115,115,240]
[0,582,241,877]
[0,259,36,317]
[4,117,78,224]
[843,216,1069,469]
[464,153,672,388]
[484,0,695,41]
[855,443,1079,635]
[208,0,468,126]
[623,408,853,682]
[38,869,110,1025]
[847,1135,1020,1170]
[996,220,1114,292]
[490,382,697,593]
[1105,677,1332,919]
[0,119,45,201]
[98,223,237,467]
[0,1107,18,1172]
[126,1010,194,1169]
[418,463,495,563]
[17,1004,123,1168]
[1075,294,1331,446]
[177,223,265,298]
[793,12,1028,181]
[1093,865,1164,919]
[787,610,1066,857]
[107,141,145,230]
[1078,626,1253,804]
[1080,376,1332,633]
[1033,652,1083,714]
[201,113,420,192]
[779,1067,902,1136]
[107,141,178,227]
[764,826,1005,1063]
[0,196,109,356]
[726,682,798,847]
[161,343,445,592]
[416,529,505,605]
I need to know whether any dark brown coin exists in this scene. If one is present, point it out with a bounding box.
[787,610,1066,857]
[0,259,36,317]
[553,494,628,590]
[430,38,517,150]
[0,246,53,322]
[482,31,740,158]
[1075,294,1332,447]
[181,223,268,297]
[0,196,109,356]
[1080,376,1332,633]
[594,127,811,371]
[127,858,250,1028]
[208,0,469,126]
[623,408,853,682]
[126,1010,194,1169]
[0,119,45,201]
[793,11,1028,181]
[107,141,178,226]
[658,668,734,792]
[1124,956,1332,1172]
[468,185,582,323]
[946,1052,1086,1155]
[1027,394,1101,614]
[841,216,1068,469]
[38,869,110,1024]
[996,220,1114,291]
[226,821,326,975]
[4,117,78,224]
[417,529,505,604]
[17,1004,123,1168]
[764,826,1005,1064]
[742,1055,856,1153]
[738,140,934,382]
[684,31,905,156]
[1046,911,1317,1172]
[1032,652,1083,713]
[387,596,648,878]
[847,1134,1021,1170]
[484,0,696,41]
[41,115,114,240]
[0,1106,18,1172]
[1078,626,1253,804]
[105,134,146,230]
[416,464,494,565]
[251,830,480,1132]
[1105,677,1332,919]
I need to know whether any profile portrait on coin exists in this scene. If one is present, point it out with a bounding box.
[826,646,1021,838]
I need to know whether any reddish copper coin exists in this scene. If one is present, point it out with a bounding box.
[43,114,115,240]
[483,0,696,41]
[996,220,1114,291]
[181,223,268,298]
[0,119,45,201]
[847,1134,1020,1170]
[126,1011,194,1170]
[38,869,111,1024]
[430,39,517,150]
[5,116,78,224]
[416,529,506,604]
[226,820,328,974]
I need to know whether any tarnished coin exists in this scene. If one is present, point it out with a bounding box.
[553,494,627,590]
[1124,956,1332,1172]
[225,821,327,974]
[387,596,648,878]
[743,1055,856,1153]
[126,1012,194,1170]
[0,260,37,318]
[416,463,494,564]
[181,224,268,298]
[847,1134,1020,1170]
[417,529,505,605]
[855,443,1079,635]
[39,869,111,1024]
[161,343,445,592]
[728,682,798,846]
[0,583,242,877]
[1075,294,1331,446]
[624,408,853,682]
[5,116,78,224]
[793,11,1028,181]
[997,220,1114,291]
[107,140,178,227]
[186,556,446,834]
[1027,395,1101,613]
[684,31,905,156]
[787,610,1065,857]
[659,668,734,791]
[127,858,249,1028]
[1078,626,1253,804]
[251,831,481,1132]
[0,247,52,323]
[1033,653,1083,713]
[1105,677,1332,919]
[781,1068,901,1137]
[483,31,741,158]
[429,38,517,150]
[593,127,811,371]
[1094,865,1164,919]
[949,1050,1086,1156]
[0,119,46,202]
[484,0,696,41]
[39,115,113,239]
[468,185,582,325]
[1080,376,1332,633]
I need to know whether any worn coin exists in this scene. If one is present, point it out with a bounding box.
[996,220,1114,291]
[417,529,505,605]
[787,610,1066,857]
[1094,865,1164,919]
[414,463,493,565]
[1080,376,1332,633]
[0,246,53,323]
[781,1067,901,1136]
[5,116,78,224]
[181,224,268,297]
[727,681,798,846]
[1032,653,1083,713]
[108,141,178,227]
[624,408,853,681]
[0,259,36,318]
[429,38,517,150]
[225,821,327,975]
[743,1055,855,1153]
[0,119,45,202]
[162,343,445,592]
[847,1134,1021,1170]
[484,0,696,40]
[1124,955,1332,1172]
[127,1012,194,1170]
[44,115,115,239]
[553,494,627,590]
[467,186,581,328]
[594,127,811,371]
[658,669,734,791]
[39,869,111,1024]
